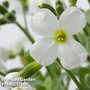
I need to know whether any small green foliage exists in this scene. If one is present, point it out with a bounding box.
[18,62,42,78]
[5,12,16,23]
[2,1,9,8]
[0,5,8,15]
[55,0,64,18]
[0,1,16,25]
[88,0,90,4]
[0,18,7,25]
[78,67,90,90]
[38,3,57,16]
[69,0,77,6]
[86,10,90,24]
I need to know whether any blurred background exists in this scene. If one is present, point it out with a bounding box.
[0,0,90,90]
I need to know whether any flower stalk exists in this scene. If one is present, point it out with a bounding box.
[15,21,35,43]
[56,61,83,90]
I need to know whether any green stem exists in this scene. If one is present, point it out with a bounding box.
[22,4,28,32]
[0,4,35,43]
[66,76,70,90]
[15,21,34,43]
[56,61,83,90]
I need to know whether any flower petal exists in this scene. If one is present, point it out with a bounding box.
[30,38,58,66]
[59,7,86,35]
[58,37,87,69]
[30,9,59,37]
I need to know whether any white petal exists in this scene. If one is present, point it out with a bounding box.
[5,72,22,88]
[58,37,87,69]
[30,9,59,37]
[30,38,58,66]
[5,72,18,80]
[59,7,86,35]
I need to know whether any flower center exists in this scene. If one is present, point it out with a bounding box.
[54,29,67,44]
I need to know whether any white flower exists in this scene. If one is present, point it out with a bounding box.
[5,72,19,80]
[30,7,87,69]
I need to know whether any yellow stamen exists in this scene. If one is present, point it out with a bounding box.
[54,29,68,44]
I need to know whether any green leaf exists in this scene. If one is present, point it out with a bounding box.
[36,85,46,90]
[69,0,77,6]
[78,67,90,90]
[74,23,90,53]
[46,62,61,78]
[55,0,64,18]
[85,74,90,88]
[88,0,90,4]
[52,74,66,90]
[38,3,57,16]
[44,76,52,90]
[56,61,83,90]
[86,10,90,24]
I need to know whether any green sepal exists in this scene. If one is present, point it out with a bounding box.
[2,1,9,8]
[69,0,77,6]
[18,61,42,78]
[5,12,16,23]
[55,0,64,18]
[38,3,57,16]
[0,5,8,15]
